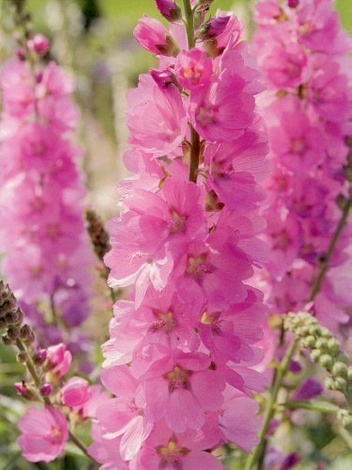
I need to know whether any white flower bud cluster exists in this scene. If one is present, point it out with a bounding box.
[284,312,352,401]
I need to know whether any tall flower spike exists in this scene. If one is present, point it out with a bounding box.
[253,0,352,334]
[0,29,93,348]
[90,1,270,467]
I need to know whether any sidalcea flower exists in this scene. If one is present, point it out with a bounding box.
[61,377,89,408]
[134,16,179,56]
[47,343,72,379]
[155,0,182,23]
[18,406,68,462]
[94,3,269,467]
[0,36,93,350]
[253,0,352,332]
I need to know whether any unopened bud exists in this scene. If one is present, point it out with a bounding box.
[155,0,182,23]
[334,377,347,391]
[315,338,328,351]
[311,349,321,362]
[19,324,31,341]
[319,354,333,369]
[7,325,20,340]
[327,338,339,355]
[17,351,28,363]
[302,335,315,348]
[40,383,53,396]
[332,362,348,378]
[325,377,335,390]
[2,334,14,346]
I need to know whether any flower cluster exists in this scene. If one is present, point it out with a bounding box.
[0,34,93,345]
[253,0,352,332]
[90,2,270,467]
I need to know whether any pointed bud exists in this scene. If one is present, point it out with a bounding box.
[40,383,53,397]
[134,16,179,57]
[27,33,50,55]
[155,0,182,23]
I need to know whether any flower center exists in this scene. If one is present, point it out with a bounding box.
[163,365,191,391]
[156,437,189,467]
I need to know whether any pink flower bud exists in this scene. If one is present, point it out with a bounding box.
[40,383,53,396]
[150,68,174,88]
[27,33,50,55]
[200,15,230,39]
[175,48,212,89]
[47,343,72,378]
[134,16,179,56]
[288,0,299,7]
[155,0,182,23]
[14,380,27,396]
[61,377,89,408]
[16,48,26,61]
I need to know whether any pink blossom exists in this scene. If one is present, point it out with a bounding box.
[47,343,72,378]
[175,49,212,89]
[27,33,50,55]
[61,377,89,408]
[18,406,68,462]
[134,16,177,56]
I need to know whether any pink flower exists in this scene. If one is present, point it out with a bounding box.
[27,33,50,54]
[131,419,222,470]
[127,75,187,157]
[175,49,212,89]
[139,352,225,433]
[155,0,181,23]
[134,16,178,56]
[18,406,68,463]
[47,343,72,378]
[61,376,89,408]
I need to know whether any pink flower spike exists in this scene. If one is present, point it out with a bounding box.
[18,406,68,463]
[61,376,89,408]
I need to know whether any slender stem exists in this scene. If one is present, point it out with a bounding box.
[68,431,98,465]
[244,338,299,470]
[309,198,351,301]
[182,0,194,47]
[182,0,201,182]
[246,195,352,469]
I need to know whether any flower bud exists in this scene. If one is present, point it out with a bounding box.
[19,324,32,341]
[150,68,174,89]
[27,33,50,55]
[315,338,328,351]
[7,325,20,340]
[134,16,179,57]
[17,351,28,363]
[61,377,89,408]
[319,354,333,369]
[332,362,348,378]
[40,383,53,397]
[2,334,14,346]
[301,335,315,348]
[33,349,47,365]
[327,338,339,355]
[155,0,182,23]
[334,377,347,391]
[288,0,299,7]
[325,377,335,390]
[310,349,321,362]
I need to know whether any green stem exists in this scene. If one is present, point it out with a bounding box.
[309,197,351,301]
[244,338,299,470]
[246,195,352,469]
[182,0,201,183]
[282,401,340,414]
[68,431,98,465]
[182,0,194,48]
